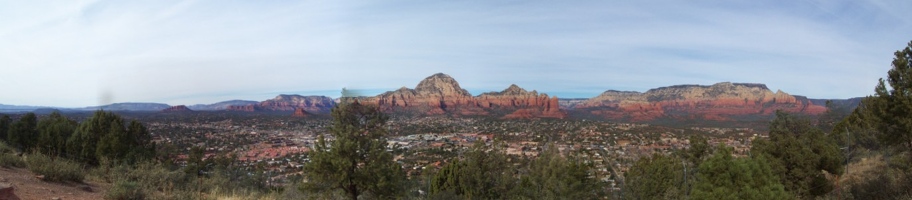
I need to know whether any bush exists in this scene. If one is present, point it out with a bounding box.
[0,153,24,168]
[25,153,84,182]
[105,181,146,200]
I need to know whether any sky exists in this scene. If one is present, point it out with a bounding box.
[1,0,911,107]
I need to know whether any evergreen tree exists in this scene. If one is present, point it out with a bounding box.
[8,113,38,151]
[751,111,843,199]
[66,110,147,165]
[831,98,881,150]
[301,101,405,200]
[431,141,513,199]
[125,120,155,163]
[515,144,603,199]
[623,153,686,200]
[0,115,10,143]
[692,146,791,200]
[96,118,128,162]
[869,41,912,149]
[682,135,710,166]
[37,111,77,156]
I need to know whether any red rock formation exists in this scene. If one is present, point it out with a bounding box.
[292,107,311,117]
[365,73,565,118]
[161,105,193,112]
[228,95,336,113]
[575,82,827,121]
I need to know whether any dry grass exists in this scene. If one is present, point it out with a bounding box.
[839,154,887,185]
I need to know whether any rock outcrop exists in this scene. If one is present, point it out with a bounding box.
[292,107,311,117]
[189,100,258,111]
[228,95,336,113]
[574,82,826,121]
[365,73,565,118]
[162,105,193,112]
[477,84,565,119]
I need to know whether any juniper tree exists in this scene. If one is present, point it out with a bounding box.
[301,101,405,200]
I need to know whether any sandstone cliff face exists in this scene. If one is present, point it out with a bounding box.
[575,82,826,121]
[366,73,565,118]
[228,95,335,113]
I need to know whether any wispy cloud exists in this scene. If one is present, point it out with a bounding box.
[0,0,909,107]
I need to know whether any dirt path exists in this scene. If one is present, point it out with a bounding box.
[0,167,108,200]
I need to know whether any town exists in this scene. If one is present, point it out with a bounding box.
[139,112,761,189]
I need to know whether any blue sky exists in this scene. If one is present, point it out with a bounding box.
[1,0,910,107]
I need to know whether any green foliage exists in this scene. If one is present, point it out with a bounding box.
[832,98,881,150]
[692,146,791,200]
[683,135,710,166]
[8,113,38,151]
[25,153,85,182]
[515,145,604,199]
[68,111,155,165]
[430,141,514,199]
[105,181,146,200]
[68,111,120,165]
[818,101,853,133]
[869,41,912,149]
[0,153,24,168]
[0,141,24,168]
[301,101,405,200]
[751,111,843,199]
[0,115,10,144]
[183,146,206,176]
[623,153,685,200]
[430,159,464,196]
[37,111,76,156]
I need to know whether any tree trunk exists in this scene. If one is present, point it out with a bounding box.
[349,184,359,200]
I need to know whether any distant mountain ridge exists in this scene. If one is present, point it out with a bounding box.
[85,103,171,111]
[189,100,258,111]
[0,74,865,122]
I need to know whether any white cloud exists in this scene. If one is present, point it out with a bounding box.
[0,0,909,107]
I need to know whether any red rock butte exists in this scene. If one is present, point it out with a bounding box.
[161,105,193,112]
[365,73,566,119]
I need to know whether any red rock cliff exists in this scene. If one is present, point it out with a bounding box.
[228,95,336,113]
[365,73,565,118]
[575,82,826,121]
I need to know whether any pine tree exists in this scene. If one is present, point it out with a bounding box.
[752,111,843,199]
[37,111,77,156]
[623,153,685,200]
[870,41,912,149]
[692,146,791,200]
[515,144,603,199]
[0,115,11,144]
[125,120,155,163]
[8,113,38,152]
[301,101,405,199]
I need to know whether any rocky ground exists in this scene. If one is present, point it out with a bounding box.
[0,167,107,200]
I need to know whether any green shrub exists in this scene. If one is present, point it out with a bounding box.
[25,153,84,182]
[105,181,146,200]
[0,141,17,154]
[0,153,24,168]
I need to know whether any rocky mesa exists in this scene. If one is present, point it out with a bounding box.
[574,82,826,121]
[228,95,336,113]
[366,73,566,118]
[162,105,193,112]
